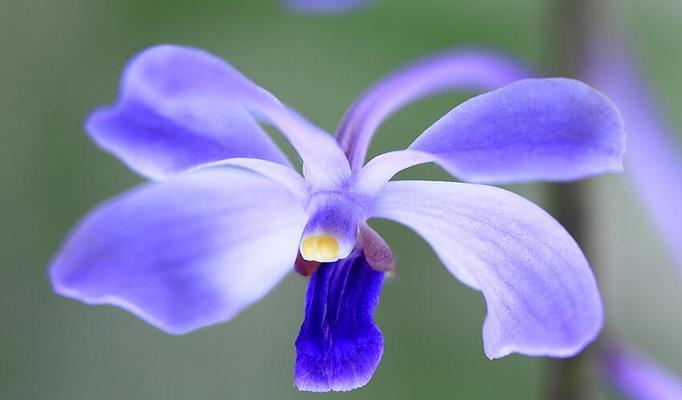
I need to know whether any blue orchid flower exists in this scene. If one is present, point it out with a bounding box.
[283,0,372,15]
[585,25,682,400]
[585,36,682,277]
[49,45,625,391]
[601,344,682,400]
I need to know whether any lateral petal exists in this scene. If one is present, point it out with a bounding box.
[336,50,531,170]
[409,78,625,184]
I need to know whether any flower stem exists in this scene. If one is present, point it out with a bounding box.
[545,185,600,400]
[543,0,603,398]
[545,185,601,400]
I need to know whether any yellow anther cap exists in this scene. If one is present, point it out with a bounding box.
[300,234,341,263]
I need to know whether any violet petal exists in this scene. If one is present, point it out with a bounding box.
[601,345,682,400]
[585,38,682,275]
[88,46,289,180]
[50,168,306,334]
[283,0,372,15]
[89,45,350,188]
[187,157,307,199]
[336,49,531,170]
[370,180,603,358]
[409,78,625,184]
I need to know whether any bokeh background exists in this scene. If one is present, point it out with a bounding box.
[1,0,681,398]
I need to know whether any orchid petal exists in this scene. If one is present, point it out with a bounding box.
[49,168,306,334]
[89,45,350,186]
[336,50,531,170]
[408,78,625,184]
[271,106,351,189]
[601,345,682,400]
[186,157,307,199]
[87,46,288,180]
[352,149,435,197]
[295,250,384,392]
[283,0,372,15]
[585,39,682,274]
[370,180,603,358]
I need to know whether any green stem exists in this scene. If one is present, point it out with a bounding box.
[544,183,600,400]
[543,0,603,399]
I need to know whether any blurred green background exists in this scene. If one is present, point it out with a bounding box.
[1,0,681,398]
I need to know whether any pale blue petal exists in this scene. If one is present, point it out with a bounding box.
[370,180,603,358]
[336,50,531,170]
[50,168,306,334]
[585,38,682,275]
[602,345,682,400]
[409,78,625,184]
[89,45,350,188]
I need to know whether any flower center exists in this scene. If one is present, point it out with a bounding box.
[299,190,366,264]
[300,234,341,262]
